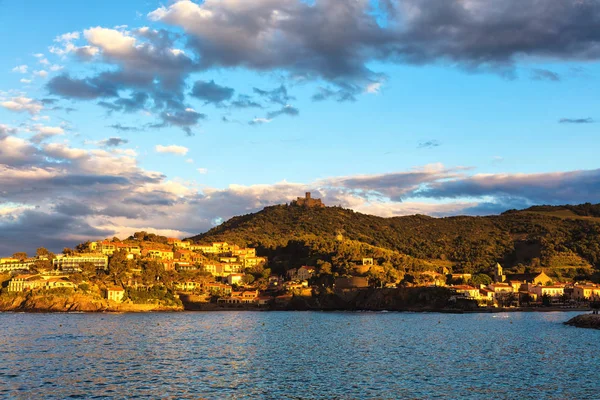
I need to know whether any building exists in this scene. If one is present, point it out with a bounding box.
[292,192,325,208]
[572,285,600,301]
[241,256,266,268]
[142,249,174,260]
[190,244,218,254]
[296,266,315,281]
[174,281,202,292]
[453,285,480,299]
[107,287,125,302]
[503,271,552,286]
[8,274,74,292]
[531,285,565,302]
[206,282,233,296]
[175,250,203,262]
[493,263,504,282]
[8,275,45,292]
[227,273,244,286]
[98,241,117,255]
[44,277,76,290]
[488,283,515,294]
[232,247,256,257]
[0,258,35,273]
[52,254,108,272]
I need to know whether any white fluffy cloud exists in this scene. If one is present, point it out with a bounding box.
[0,97,43,115]
[84,26,136,56]
[155,144,189,155]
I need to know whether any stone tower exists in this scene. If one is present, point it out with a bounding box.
[494,262,505,282]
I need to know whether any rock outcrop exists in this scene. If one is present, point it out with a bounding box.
[564,313,600,329]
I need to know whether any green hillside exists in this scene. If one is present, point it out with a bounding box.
[188,203,600,280]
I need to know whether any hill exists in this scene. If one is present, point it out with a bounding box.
[188,202,600,282]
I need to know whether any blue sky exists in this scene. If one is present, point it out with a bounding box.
[1,0,599,253]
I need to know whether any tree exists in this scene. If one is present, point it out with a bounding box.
[471,273,492,287]
[12,252,27,261]
[76,241,91,253]
[33,259,52,273]
[542,293,551,307]
[36,247,50,257]
[317,260,332,276]
[108,250,132,284]
[141,260,165,285]
[80,262,98,278]
[63,248,74,256]
[242,274,255,285]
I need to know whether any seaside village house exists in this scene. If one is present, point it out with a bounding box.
[296,266,316,281]
[572,285,600,301]
[107,287,125,302]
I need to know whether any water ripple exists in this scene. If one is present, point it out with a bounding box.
[0,311,597,399]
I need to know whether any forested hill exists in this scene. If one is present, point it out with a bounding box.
[189,203,600,277]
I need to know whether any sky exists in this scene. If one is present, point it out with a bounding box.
[1,0,600,254]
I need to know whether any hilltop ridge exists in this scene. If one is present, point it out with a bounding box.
[189,196,600,280]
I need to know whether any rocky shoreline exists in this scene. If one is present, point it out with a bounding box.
[564,313,600,330]
[0,293,183,313]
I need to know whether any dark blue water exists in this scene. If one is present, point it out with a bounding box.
[0,311,597,399]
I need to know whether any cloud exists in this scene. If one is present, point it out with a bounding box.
[197,168,208,174]
[0,97,43,115]
[98,92,149,113]
[418,140,441,149]
[12,65,28,73]
[253,85,295,105]
[99,137,129,147]
[312,86,357,102]
[47,74,118,99]
[413,169,600,206]
[148,0,600,84]
[190,80,235,104]
[230,94,263,109]
[151,109,206,136]
[266,105,299,119]
[46,26,204,134]
[531,69,560,82]
[34,70,48,78]
[55,31,80,42]
[108,123,142,132]
[559,118,594,124]
[155,144,189,155]
[249,117,272,126]
[20,78,32,84]
[365,81,382,94]
[30,125,65,143]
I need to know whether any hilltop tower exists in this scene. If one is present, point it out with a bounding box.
[292,192,325,208]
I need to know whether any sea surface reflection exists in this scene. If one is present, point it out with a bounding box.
[0,311,597,399]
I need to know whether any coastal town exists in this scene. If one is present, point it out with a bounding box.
[1,226,600,311]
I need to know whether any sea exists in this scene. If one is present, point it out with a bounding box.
[0,311,597,399]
